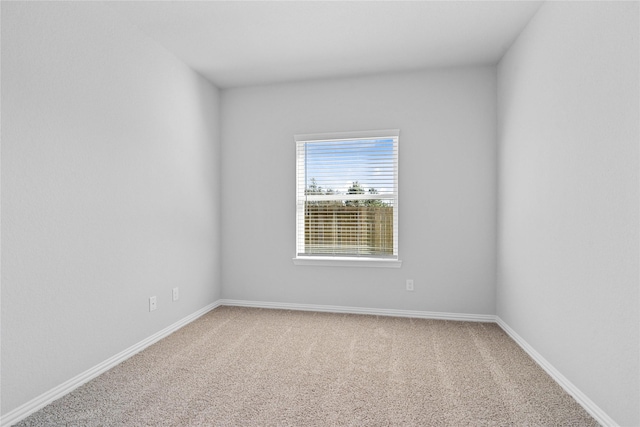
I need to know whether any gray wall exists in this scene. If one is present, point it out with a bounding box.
[497,2,639,425]
[1,2,222,415]
[221,67,497,315]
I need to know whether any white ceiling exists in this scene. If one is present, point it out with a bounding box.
[106,1,543,89]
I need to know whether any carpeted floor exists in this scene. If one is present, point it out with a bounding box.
[17,306,597,426]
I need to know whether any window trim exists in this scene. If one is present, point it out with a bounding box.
[293,129,401,268]
[292,256,402,268]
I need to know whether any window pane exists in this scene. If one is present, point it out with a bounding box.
[304,139,396,197]
[302,201,395,257]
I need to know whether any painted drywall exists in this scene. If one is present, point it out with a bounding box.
[221,67,497,315]
[1,2,221,415]
[497,2,639,425]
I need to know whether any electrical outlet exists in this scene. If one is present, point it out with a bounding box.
[172,287,179,301]
[149,296,157,312]
[406,279,414,291]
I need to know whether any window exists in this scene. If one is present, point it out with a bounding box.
[294,130,401,268]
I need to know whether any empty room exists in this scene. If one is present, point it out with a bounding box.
[1,1,638,426]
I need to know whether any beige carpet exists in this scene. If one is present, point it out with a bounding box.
[17,306,597,426]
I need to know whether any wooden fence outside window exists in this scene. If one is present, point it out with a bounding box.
[304,204,394,256]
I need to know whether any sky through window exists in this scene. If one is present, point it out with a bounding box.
[304,138,395,195]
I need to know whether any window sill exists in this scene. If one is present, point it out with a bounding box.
[292,257,402,268]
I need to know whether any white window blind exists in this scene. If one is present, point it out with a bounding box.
[295,130,399,261]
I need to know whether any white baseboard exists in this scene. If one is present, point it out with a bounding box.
[495,317,618,427]
[218,299,496,322]
[1,301,221,427]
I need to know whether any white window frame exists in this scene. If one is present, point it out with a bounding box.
[293,129,402,268]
